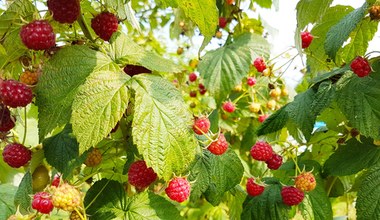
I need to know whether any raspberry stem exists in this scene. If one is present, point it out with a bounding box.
[78,13,95,42]
[74,207,86,220]
[22,107,27,145]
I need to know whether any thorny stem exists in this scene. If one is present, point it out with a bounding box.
[326,176,337,197]
[78,13,95,42]
[22,107,27,145]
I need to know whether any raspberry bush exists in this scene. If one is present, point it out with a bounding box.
[1,0,380,219]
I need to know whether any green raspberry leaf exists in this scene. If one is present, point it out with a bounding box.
[0,184,17,219]
[296,0,333,29]
[325,2,368,59]
[14,171,32,214]
[286,88,317,141]
[198,33,270,104]
[356,165,380,220]
[324,137,380,176]
[43,124,86,178]
[189,150,244,206]
[84,179,181,220]
[257,105,289,136]
[178,0,218,39]
[336,17,378,63]
[241,182,289,220]
[300,176,333,220]
[0,0,36,36]
[131,74,197,180]
[108,32,182,73]
[307,6,353,73]
[336,73,380,139]
[36,45,116,140]
[71,70,130,152]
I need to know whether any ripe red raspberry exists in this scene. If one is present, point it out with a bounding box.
[295,172,316,192]
[265,154,282,170]
[192,117,210,135]
[51,182,81,211]
[165,177,190,203]
[250,141,273,161]
[0,104,15,132]
[189,91,197,97]
[2,143,31,168]
[32,192,54,214]
[219,17,228,28]
[350,56,371,77]
[246,178,265,196]
[247,77,256,86]
[226,0,235,5]
[91,12,119,41]
[258,114,269,123]
[47,0,80,24]
[0,80,33,108]
[123,64,152,76]
[253,57,266,73]
[222,101,235,113]
[20,20,55,50]
[128,160,157,190]
[301,31,313,49]
[207,133,228,155]
[281,186,305,206]
[199,83,207,95]
[189,72,197,82]
[84,148,102,167]
[51,174,62,187]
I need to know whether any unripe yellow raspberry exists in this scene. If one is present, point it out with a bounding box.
[20,70,38,85]
[295,172,316,192]
[51,183,82,211]
[84,148,102,167]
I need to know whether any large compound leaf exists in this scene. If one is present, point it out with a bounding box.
[14,172,32,213]
[257,105,289,136]
[336,73,380,139]
[161,0,218,38]
[307,6,353,73]
[43,125,85,178]
[0,184,17,220]
[71,70,130,152]
[37,45,116,140]
[296,0,333,29]
[324,137,380,176]
[0,0,36,35]
[356,165,380,220]
[241,183,289,220]
[204,150,244,205]
[198,33,270,104]
[131,74,197,180]
[300,176,333,220]
[189,150,244,206]
[325,2,368,59]
[178,0,218,38]
[286,89,317,141]
[108,32,182,73]
[85,179,181,220]
[337,17,378,63]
